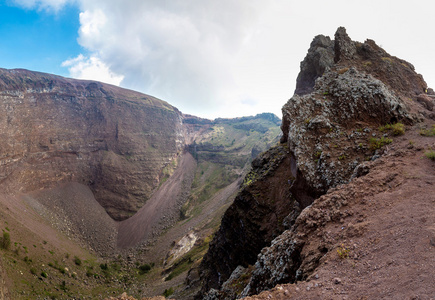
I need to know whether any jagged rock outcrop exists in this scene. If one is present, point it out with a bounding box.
[282,67,413,195]
[295,27,427,99]
[197,145,297,296]
[197,27,434,299]
[334,26,356,62]
[0,68,184,220]
[281,27,427,196]
[295,35,334,95]
[243,28,433,297]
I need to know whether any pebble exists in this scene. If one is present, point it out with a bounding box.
[333,277,342,284]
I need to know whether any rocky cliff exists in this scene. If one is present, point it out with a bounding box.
[0,68,184,221]
[196,27,435,299]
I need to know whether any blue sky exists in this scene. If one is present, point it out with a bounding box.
[1,1,435,119]
[0,2,82,76]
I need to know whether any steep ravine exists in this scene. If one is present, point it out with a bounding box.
[196,27,434,299]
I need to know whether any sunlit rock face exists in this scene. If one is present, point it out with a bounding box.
[0,68,184,221]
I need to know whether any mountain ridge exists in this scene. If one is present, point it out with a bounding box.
[195,27,435,300]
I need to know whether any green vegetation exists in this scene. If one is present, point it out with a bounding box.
[424,150,435,161]
[381,56,394,64]
[48,261,67,274]
[60,280,67,292]
[163,287,174,297]
[0,231,11,250]
[379,122,405,136]
[138,263,151,275]
[391,123,405,136]
[337,244,350,259]
[369,136,392,150]
[158,158,178,188]
[338,154,347,161]
[74,256,82,266]
[420,125,435,136]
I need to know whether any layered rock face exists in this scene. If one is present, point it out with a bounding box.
[0,69,184,221]
[197,27,432,299]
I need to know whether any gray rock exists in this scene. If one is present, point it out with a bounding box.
[334,27,356,62]
[295,35,334,95]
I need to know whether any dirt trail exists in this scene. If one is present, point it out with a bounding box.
[117,152,197,248]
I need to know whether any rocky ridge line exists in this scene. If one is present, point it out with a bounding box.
[196,27,434,299]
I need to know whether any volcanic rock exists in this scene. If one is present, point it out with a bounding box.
[0,68,184,221]
[197,26,433,299]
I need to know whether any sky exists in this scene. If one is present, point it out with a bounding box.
[1,1,434,119]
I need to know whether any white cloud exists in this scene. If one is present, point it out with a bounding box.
[61,54,124,86]
[69,0,274,118]
[12,0,435,119]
